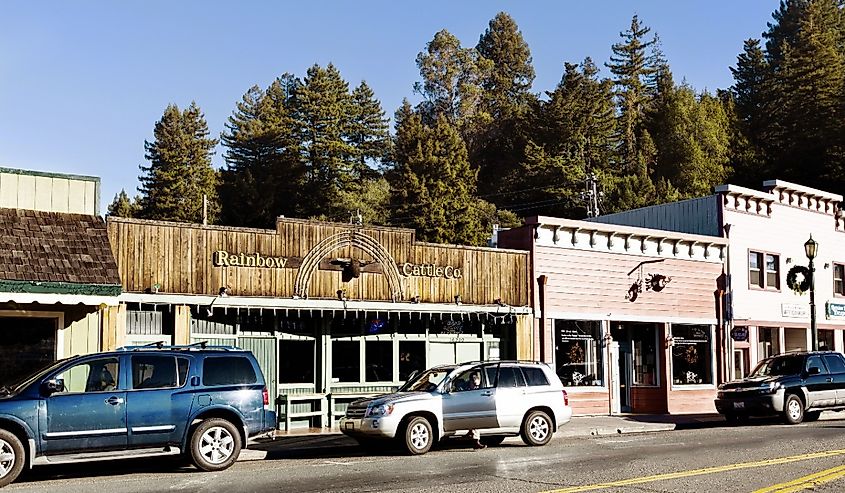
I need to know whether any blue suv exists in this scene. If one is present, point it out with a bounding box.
[0,343,277,488]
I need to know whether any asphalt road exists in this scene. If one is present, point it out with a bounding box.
[8,417,845,493]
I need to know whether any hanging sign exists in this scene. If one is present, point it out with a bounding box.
[730,326,749,342]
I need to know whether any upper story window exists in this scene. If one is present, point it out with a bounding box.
[749,250,779,290]
[835,263,845,296]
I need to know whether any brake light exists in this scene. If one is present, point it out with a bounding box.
[263,387,269,406]
[562,389,569,406]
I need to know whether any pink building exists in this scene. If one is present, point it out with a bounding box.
[499,217,727,415]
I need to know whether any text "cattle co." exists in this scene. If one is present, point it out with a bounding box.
[401,263,462,279]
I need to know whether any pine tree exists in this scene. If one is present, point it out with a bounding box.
[474,12,537,199]
[387,104,484,245]
[107,189,141,218]
[138,102,219,223]
[649,82,731,198]
[219,76,304,228]
[606,15,657,174]
[414,29,493,141]
[347,81,391,177]
[294,63,357,220]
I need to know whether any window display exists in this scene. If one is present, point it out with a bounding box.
[554,320,603,387]
[671,324,712,385]
[632,325,657,386]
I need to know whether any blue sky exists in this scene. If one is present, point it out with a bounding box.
[0,1,779,214]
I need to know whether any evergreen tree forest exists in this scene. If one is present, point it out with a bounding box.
[122,2,845,247]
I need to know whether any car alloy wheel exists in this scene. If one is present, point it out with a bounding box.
[783,394,804,425]
[403,416,433,455]
[189,418,242,471]
[0,430,24,488]
[200,425,236,464]
[521,410,553,446]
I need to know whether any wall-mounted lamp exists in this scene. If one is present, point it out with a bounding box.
[411,295,420,304]
[218,286,230,297]
[825,263,830,269]
[786,257,792,264]
[665,335,676,347]
[336,289,346,301]
[145,283,162,294]
[494,298,505,307]
[454,295,462,305]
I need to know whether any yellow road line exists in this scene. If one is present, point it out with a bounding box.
[540,449,845,493]
[752,464,845,493]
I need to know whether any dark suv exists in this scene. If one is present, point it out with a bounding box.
[0,343,276,488]
[715,350,845,425]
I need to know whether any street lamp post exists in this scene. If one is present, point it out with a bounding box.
[805,235,818,351]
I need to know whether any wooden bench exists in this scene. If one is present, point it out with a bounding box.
[277,393,328,432]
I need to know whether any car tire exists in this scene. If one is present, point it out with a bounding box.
[783,394,805,425]
[480,435,506,447]
[521,410,553,446]
[189,418,242,471]
[0,429,25,488]
[804,411,822,422]
[402,416,433,455]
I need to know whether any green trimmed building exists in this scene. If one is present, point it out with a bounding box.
[0,167,122,386]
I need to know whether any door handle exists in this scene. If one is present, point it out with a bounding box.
[105,396,124,405]
[827,378,834,383]
[480,391,493,397]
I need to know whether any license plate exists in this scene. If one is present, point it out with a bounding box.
[733,402,745,409]
[344,422,355,431]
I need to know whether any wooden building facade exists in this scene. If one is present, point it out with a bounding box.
[106,216,532,428]
[499,217,727,415]
[0,167,122,388]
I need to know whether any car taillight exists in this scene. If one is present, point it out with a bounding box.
[562,389,569,406]
[263,387,269,406]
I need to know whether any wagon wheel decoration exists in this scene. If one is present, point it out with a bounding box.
[786,265,811,295]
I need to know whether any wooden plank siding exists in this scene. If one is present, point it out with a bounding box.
[107,217,529,307]
[536,246,721,321]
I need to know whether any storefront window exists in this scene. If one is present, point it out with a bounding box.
[632,325,657,386]
[784,328,807,352]
[332,341,360,382]
[554,320,604,387]
[279,340,315,384]
[819,329,835,351]
[365,341,393,382]
[758,327,780,358]
[671,325,712,385]
[399,341,426,381]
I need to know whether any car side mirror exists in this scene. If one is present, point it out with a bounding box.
[42,378,64,396]
[808,367,822,375]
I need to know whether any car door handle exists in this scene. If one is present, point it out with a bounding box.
[827,378,834,383]
[105,396,124,406]
[480,391,493,397]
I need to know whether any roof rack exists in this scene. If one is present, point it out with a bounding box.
[116,341,240,352]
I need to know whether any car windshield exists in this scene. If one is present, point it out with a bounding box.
[398,367,454,392]
[750,355,803,377]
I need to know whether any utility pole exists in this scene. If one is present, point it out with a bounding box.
[582,174,600,218]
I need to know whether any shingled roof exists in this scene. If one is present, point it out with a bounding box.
[0,208,121,294]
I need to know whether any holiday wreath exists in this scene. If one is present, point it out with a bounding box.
[786,265,811,294]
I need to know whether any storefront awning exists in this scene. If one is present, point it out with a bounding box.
[119,292,532,317]
[0,291,120,306]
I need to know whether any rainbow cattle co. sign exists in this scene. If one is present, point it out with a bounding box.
[400,262,462,279]
[212,251,301,269]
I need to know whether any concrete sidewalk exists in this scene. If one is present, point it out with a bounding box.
[240,411,844,460]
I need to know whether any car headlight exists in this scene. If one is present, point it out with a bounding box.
[365,404,394,417]
[763,382,782,394]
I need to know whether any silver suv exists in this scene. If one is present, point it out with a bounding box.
[339,361,572,455]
